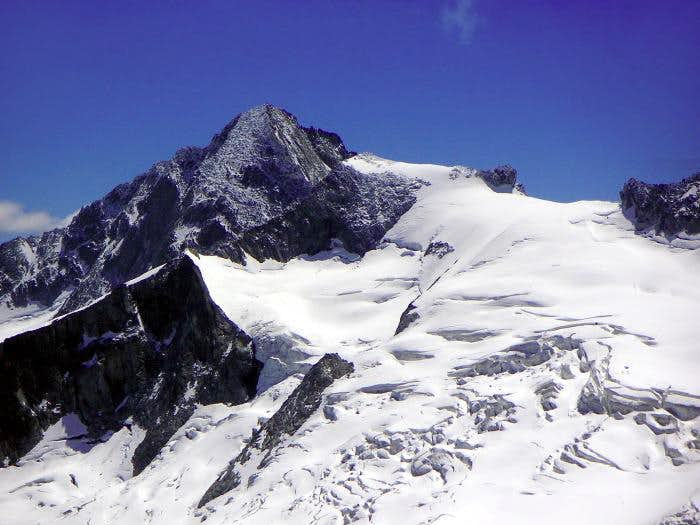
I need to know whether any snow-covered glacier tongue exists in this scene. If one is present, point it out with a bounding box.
[0,107,699,525]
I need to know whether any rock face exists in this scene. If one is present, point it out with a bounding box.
[0,105,416,317]
[424,240,455,259]
[0,255,261,473]
[198,353,354,508]
[394,302,419,335]
[479,165,523,193]
[447,163,525,194]
[620,173,700,236]
[239,164,417,262]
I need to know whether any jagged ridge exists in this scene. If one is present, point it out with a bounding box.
[620,172,700,236]
[0,105,381,317]
[198,353,354,508]
[0,255,261,473]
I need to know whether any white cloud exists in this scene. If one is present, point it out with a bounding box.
[441,0,480,45]
[0,200,63,234]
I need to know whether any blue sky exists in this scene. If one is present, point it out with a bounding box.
[1,0,698,238]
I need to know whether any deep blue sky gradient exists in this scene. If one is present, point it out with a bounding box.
[1,0,698,235]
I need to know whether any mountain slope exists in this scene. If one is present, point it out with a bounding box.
[0,256,260,473]
[1,151,698,525]
[0,105,377,320]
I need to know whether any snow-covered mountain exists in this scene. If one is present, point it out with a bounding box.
[0,104,410,321]
[0,107,699,524]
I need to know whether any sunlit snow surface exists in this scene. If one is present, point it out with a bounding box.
[1,154,699,524]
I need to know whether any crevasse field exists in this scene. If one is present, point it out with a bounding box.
[1,154,699,524]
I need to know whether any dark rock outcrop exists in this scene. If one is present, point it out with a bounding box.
[424,240,455,259]
[0,105,415,318]
[239,165,417,262]
[0,255,261,472]
[479,165,526,194]
[620,173,700,237]
[303,126,356,167]
[394,302,419,335]
[479,165,516,189]
[198,353,354,508]
[448,163,525,194]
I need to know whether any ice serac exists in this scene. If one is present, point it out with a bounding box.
[620,172,700,237]
[0,255,261,473]
[198,353,354,508]
[0,104,404,319]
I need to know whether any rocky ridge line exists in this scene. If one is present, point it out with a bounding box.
[198,353,354,508]
[620,172,700,237]
[0,104,407,318]
[0,255,261,473]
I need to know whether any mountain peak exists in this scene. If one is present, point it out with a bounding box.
[223,104,299,134]
[202,104,351,188]
[0,106,397,317]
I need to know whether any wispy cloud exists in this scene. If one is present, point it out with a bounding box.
[441,0,480,45]
[0,200,64,235]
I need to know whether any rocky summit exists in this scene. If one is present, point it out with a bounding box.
[0,104,410,317]
[0,106,698,525]
[620,173,700,237]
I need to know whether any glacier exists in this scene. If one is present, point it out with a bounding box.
[0,150,698,524]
